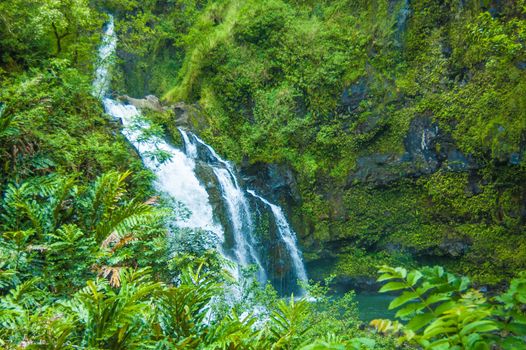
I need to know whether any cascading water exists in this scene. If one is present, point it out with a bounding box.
[180,129,267,283]
[94,15,225,253]
[93,15,307,295]
[248,190,308,295]
[93,15,117,98]
[104,101,224,238]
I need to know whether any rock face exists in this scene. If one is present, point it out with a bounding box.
[232,112,522,292]
[241,162,300,203]
[121,95,166,112]
[131,90,524,293]
[347,116,478,187]
[340,78,368,114]
[118,95,206,133]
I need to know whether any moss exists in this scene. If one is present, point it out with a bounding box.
[334,248,414,280]
[129,0,526,287]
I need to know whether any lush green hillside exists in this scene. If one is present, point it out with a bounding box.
[122,0,526,287]
[1,0,526,349]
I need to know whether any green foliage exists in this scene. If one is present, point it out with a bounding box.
[2,1,526,349]
[154,0,526,286]
[374,265,526,349]
[0,0,102,67]
[268,297,311,348]
[0,171,169,295]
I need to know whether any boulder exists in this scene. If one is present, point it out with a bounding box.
[120,94,166,112]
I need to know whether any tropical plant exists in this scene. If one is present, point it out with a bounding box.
[371,265,526,349]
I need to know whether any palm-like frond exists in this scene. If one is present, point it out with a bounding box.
[268,296,312,349]
[1,183,45,234]
[95,198,159,244]
[0,104,20,139]
[155,265,221,346]
[0,175,78,235]
[204,311,265,350]
[0,267,17,290]
[85,170,131,231]
[62,268,162,349]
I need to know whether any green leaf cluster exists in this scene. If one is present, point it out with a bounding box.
[374,265,526,349]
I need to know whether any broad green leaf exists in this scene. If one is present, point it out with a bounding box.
[459,277,470,292]
[299,341,346,350]
[427,338,452,350]
[459,320,498,336]
[425,293,452,307]
[406,312,436,332]
[389,291,418,309]
[396,302,426,318]
[506,321,526,335]
[416,282,436,295]
[407,270,423,287]
[348,338,376,349]
[424,326,459,339]
[379,282,407,293]
[378,273,396,282]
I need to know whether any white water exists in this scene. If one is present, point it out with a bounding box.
[94,17,223,242]
[247,190,308,289]
[93,15,117,98]
[180,129,198,159]
[179,129,267,283]
[103,101,224,241]
[94,15,308,295]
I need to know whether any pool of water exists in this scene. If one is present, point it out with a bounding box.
[354,293,396,321]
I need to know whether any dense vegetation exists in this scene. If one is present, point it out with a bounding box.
[1,0,525,349]
[116,0,526,287]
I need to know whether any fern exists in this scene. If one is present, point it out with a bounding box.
[95,198,160,244]
[155,264,221,345]
[0,103,20,139]
[0,267,17,290]
[61,268,161,349]
[85,170,131,232]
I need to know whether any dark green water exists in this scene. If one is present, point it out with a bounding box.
[354,293,396,321]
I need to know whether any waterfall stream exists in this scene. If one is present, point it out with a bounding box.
[179,129,267,283]
[94,15,307,295]
[93,15,117,98]
[248,190,308,291]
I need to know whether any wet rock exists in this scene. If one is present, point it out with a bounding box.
[393,0,411,47]
[466,171,483,196]
[354,114,383,135]
[340,77,368,113]
[173,102,191,126]
[509,152,522,165]
[350,154,403,185]
[438,238,470,257]
[332,275,382,294]
[444,149,471,171]
[120,94,166,112]
[241,162,300,204]
[347,115,479,187]
[403,116,440,170]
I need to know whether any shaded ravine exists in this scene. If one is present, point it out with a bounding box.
[94,15,308,295]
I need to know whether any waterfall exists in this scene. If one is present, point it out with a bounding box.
[93,15,117,98]
[94,16,224,247]
[179,129,267,284]
[247,190,308,293]
[93,15,307,296]
[180,129,198,159]
[103,100,223,240]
